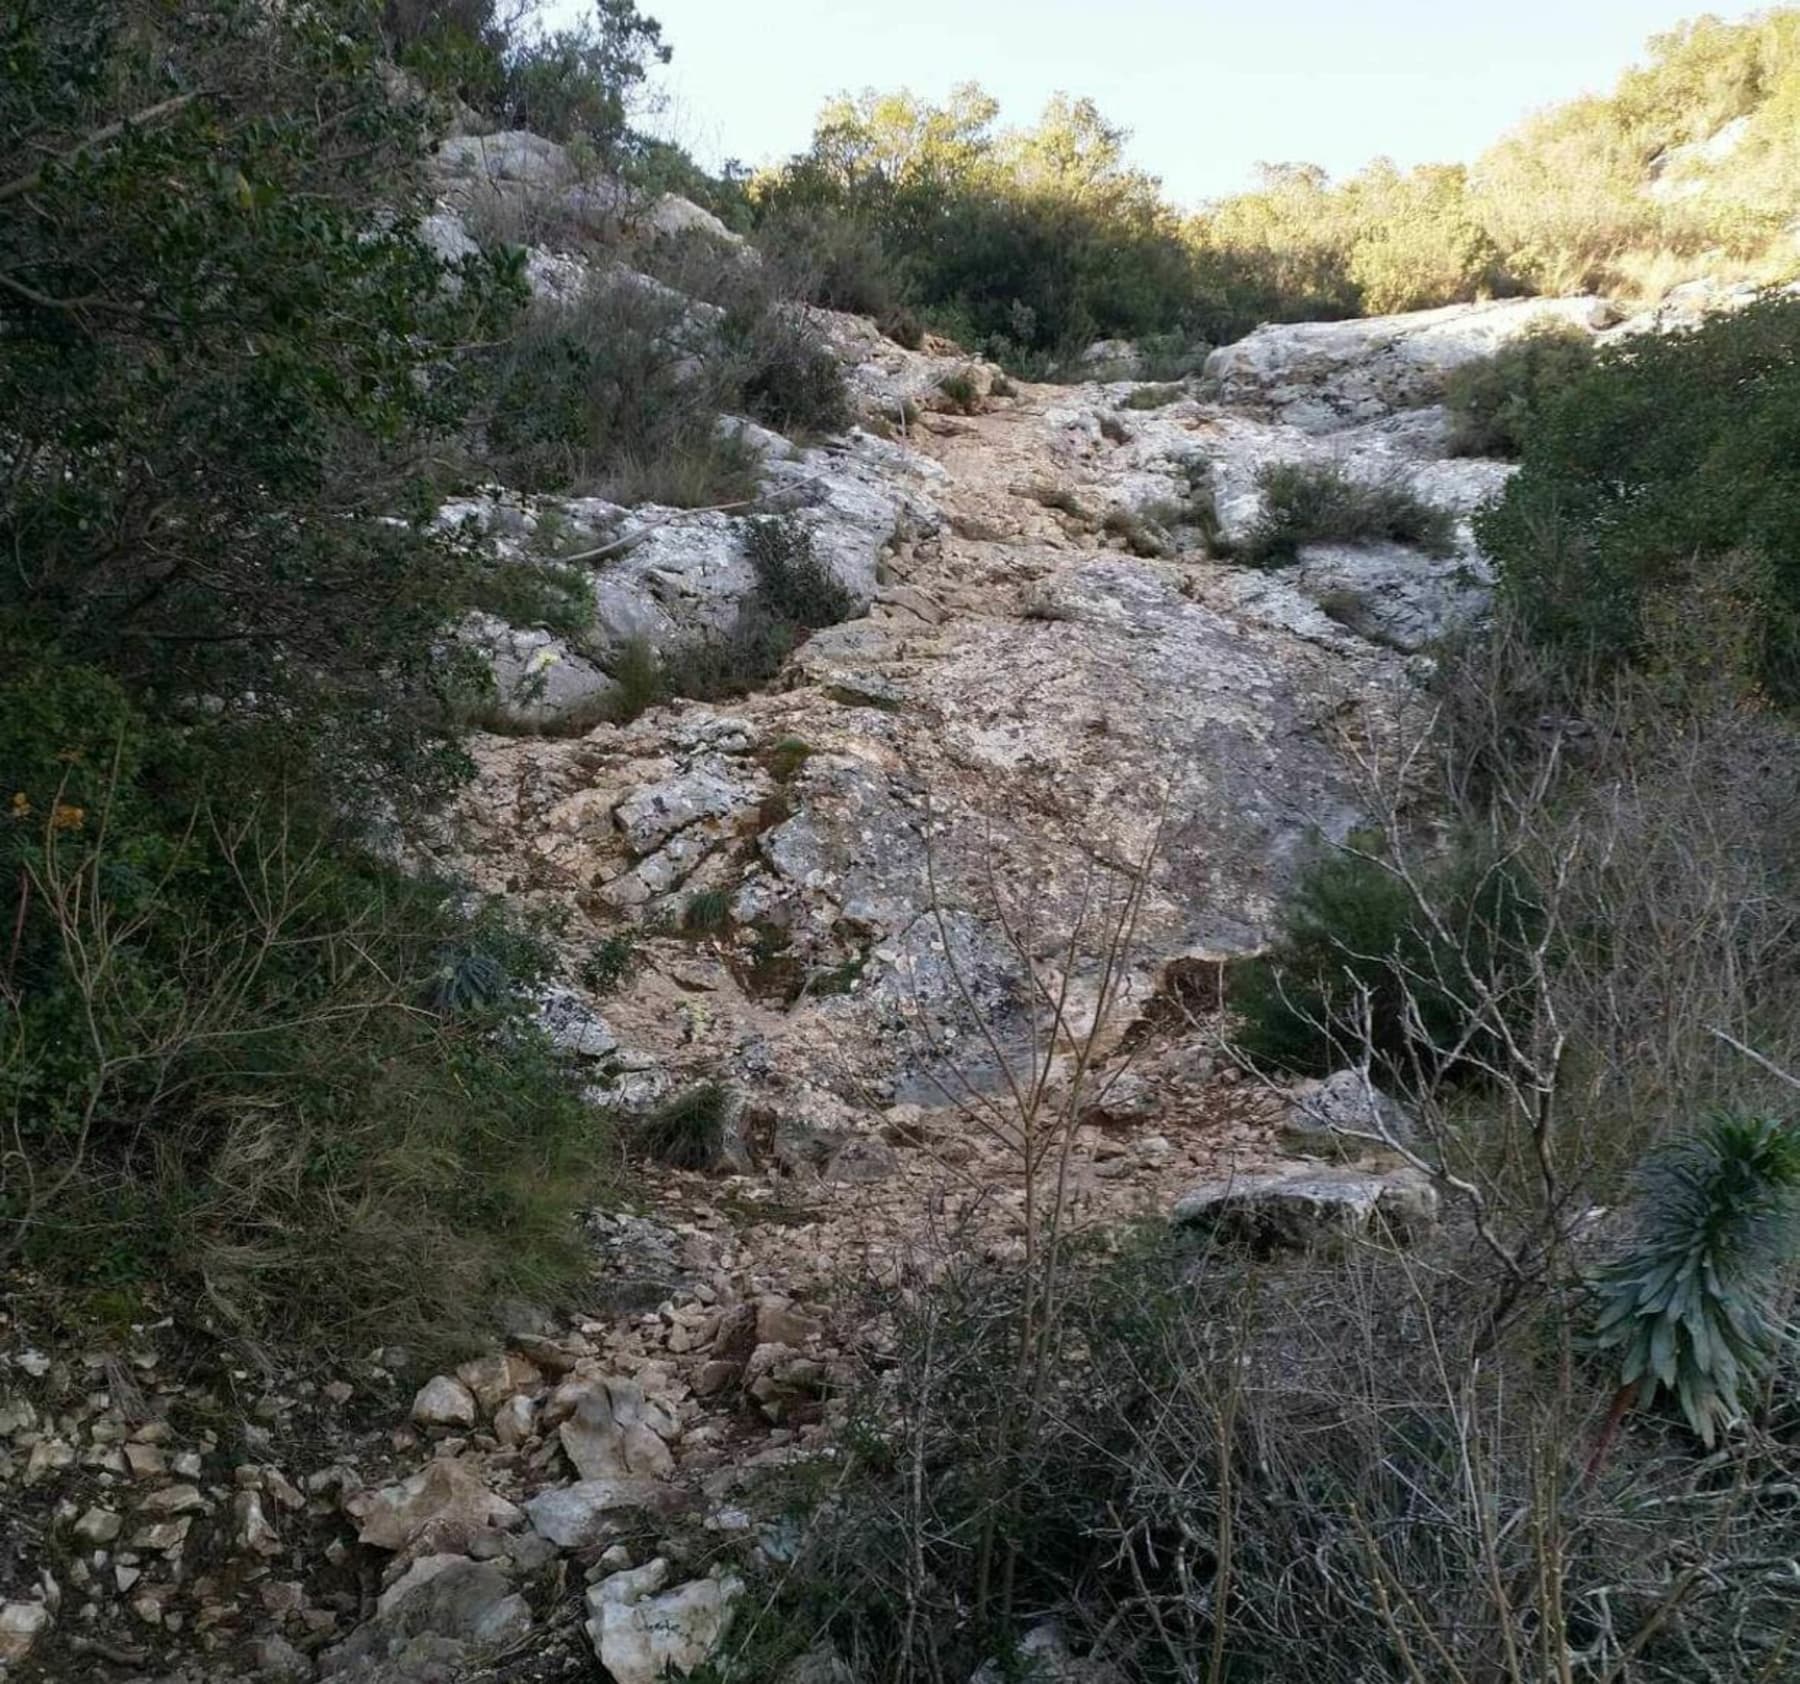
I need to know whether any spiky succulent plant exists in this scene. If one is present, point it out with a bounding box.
[1592,1112,1800,1447]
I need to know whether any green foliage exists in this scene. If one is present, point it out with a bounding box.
[1121,382,1185,410]
[465,559,596,638]
[636,1080,732,1169]
[754,86,1252,365]
[682,888,733,934]
[724,302,852,436]
[744,517,857,628]
[497,0,669,163]
[761,736,815,782]
[1443,325,1597,457]
[0,660,603,1358]
[936,369,982,412]
[0,0,613,1356]
[0,0,526,804]
[1229,838,1542,1078]
[603,635,669,722]
[1239,463,1457,568]
[1477,293,1800,702]
[1593,1113,1800,1444]
[478,273,741,500]
[581,931,639,994]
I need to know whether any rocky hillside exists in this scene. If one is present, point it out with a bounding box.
[0,102,1654,1672]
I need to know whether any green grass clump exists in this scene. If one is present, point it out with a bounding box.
[761,736,815,782]
[936,369,982,413]
[637,1081,733,1169]
[1239,462,1456,568]
[682,888,733,934]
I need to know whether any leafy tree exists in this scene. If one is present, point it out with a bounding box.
[499,0,671,163]
[0,0,528,798]
[0,0,604,1354]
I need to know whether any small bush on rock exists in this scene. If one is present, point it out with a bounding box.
[1443,324,1596,457]
[745,517,857,628]
[936,369,982,413]
[1240,462,1456,567]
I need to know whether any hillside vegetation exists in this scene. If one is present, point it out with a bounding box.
[752,9,1800,364]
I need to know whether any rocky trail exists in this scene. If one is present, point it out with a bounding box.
[1,276,1623,1681]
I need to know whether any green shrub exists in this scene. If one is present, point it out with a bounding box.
[682,888,733,933]
[581,932,638,994]
[604,635,669,722]
[465,559,596,638]
[727,1230,1787,1684]
[1442,324,1596,457]
[479,276,740,500]
[744,517,857,628]
[1228,837,1542,1078]
[723,303,852,436]
[761,736,815,782]
[1239,462,1457,568]
[636,1081,732,1169]
[1477,293,1800,703]
[0,663,604,1359]
[603,427,764,509]
[936,369,982,413]
[755,203,905,322]
[1122,382,1185,410]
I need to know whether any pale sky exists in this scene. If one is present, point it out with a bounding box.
[544,0,1717,206]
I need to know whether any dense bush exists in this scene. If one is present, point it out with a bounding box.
[1478,292,1800,701]
[0,661,604,1355]
[753,88,1255,367]
[1237,462,1457,567]
[0,0,612,1353]
[1443,323,1597,456]
[1227,837,1542,1078]
[726,1232,1800,1683]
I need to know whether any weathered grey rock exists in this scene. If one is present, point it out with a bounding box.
[73,1506,122,1544]
[1291,541,1489,652]
[321,1555,529,1678]
[355,1460,524,1554]
[971,1622,1125,1684]
[254,1632,315,1682]
[535,988,619,1059]
[465,612,616,733]
[1285,1069,1417,1147]
[410,1375,478,1431]
[1203,297,1605,431]
[583,1559,742,1684]
[615,763,762,857]
[1172,1163,1439,1249]
[0,1601,51,1667]
[557,1379,676,1481]
[525,1479,672,1549]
